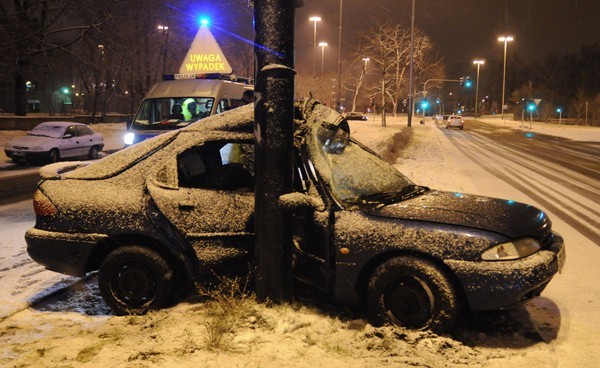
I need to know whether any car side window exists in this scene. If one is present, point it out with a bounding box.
[77,126,93,136]
[177,141,254,192]
[64,126,78,138]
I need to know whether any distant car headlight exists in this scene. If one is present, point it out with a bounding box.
[481,237,541,261]
[123,132,135,145]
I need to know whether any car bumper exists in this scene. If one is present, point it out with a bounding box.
[26,228,108,277]
[4,148,48,161]
[444,232,565,311]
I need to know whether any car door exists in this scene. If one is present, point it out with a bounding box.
[147,140,255,270]
[59,125,82,158]
[75,125,97,154]
[290,153,334,294]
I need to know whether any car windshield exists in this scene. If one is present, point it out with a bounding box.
[307,122,422,209]
[132,97,215,130]
[28,124,64,139]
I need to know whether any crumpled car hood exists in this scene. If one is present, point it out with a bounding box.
[366,190,550,239]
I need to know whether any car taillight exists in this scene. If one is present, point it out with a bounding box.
[33,190,57,216]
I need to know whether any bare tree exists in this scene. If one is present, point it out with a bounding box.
[0,0,129,115]
[361,21,444,126]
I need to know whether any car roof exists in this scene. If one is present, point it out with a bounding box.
[37,121,84,127]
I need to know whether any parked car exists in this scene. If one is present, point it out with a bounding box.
[4,121,104,165]
[25,100,564,333]
[345,111,368,121]
[446,115,464,129]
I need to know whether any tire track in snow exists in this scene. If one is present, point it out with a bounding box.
[441,127,600,245]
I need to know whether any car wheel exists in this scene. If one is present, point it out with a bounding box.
[47,149,60,164]
[88,146,99,159]
[99,245,174,315]
[367,256,461,334]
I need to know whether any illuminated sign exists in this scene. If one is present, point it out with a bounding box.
[178,27,232,74]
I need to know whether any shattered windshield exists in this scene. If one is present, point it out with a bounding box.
[132,97,215,130]
[307,122,420,209]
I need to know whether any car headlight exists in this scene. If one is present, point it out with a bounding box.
[123,132,135,145]
[31,146,43,151]
[481,237,541,261]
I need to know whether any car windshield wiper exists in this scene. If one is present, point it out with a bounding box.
[356,185,429,206]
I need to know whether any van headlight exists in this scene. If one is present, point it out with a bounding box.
[481,238,541,261]
[123,132,135,145]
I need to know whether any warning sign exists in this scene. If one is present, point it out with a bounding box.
[178,27,232,74]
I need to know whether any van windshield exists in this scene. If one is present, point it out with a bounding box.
[132,97,215,130]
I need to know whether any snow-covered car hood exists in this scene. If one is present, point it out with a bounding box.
[7,135,55,148]
[366,190,550,239]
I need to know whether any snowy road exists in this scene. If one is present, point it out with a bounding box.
[430,119,600,366]
[440,119,599,245]
[0,200,77,320]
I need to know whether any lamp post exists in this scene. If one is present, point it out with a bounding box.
[337,0,343,111]
[309,16,321,77]
[318,42,328,77]
[407,0,416,127]
[472,59,484,116]
[157,25,169,76]
[498,36,513,121]
[557,107,562,124]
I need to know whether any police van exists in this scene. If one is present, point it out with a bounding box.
[124,73,253,146]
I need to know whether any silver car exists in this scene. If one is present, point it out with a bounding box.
[4,121,104,165]
[446,115,464,130]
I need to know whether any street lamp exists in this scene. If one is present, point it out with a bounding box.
[318,42,328,77]
[157,25,170,75]
[309,16,322,77]
[472,59,484,116]
[337,0,343,111]
[498,36,513,121]
[362,57,370,69]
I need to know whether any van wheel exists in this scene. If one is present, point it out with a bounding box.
[99,246,174,315]
[47,149,60,164]
[367,256,461,334]
[88,146,99,159]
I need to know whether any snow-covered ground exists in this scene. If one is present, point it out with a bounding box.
[0,114,598,367]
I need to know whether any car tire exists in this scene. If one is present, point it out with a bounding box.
[47,149,60,164]
[367,256,461,334]
[99,245,174,316]
[88,146,99,159]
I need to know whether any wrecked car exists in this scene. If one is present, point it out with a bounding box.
[26,99,565,333]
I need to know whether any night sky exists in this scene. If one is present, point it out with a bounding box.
[293,0,600,76]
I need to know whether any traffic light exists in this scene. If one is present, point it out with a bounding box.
[465,77,472,88]
[459,77,464,86]
[420,100,429,109]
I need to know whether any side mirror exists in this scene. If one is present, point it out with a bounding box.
[278,192,322,212]
[63,133,73,139]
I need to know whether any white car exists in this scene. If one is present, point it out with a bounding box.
[4,121,104,165]
[446,115,464,130]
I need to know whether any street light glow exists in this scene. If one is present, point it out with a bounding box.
[498,36,514,121]
[157,25,169,31]
[309,16,321,22]
[318,41,328,47]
